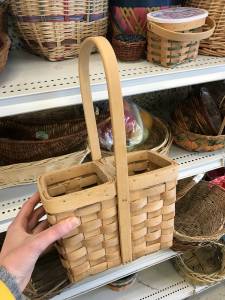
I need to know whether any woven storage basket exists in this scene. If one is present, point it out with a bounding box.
[173,181,225,252]
[171,121,225,152]
[112,34,146,61]
[38,36,178,282]
[101,116,173,157]
[0,32,10,73]
[0,148,89,190]
[147,15,215,67]
[175,242,225,285]
[0,112,106,165]
[186,0,225,57]
[9,0,108,61]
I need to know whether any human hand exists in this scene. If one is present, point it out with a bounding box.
[0,192,80,291]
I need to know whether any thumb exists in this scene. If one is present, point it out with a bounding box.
[32,217,80,255]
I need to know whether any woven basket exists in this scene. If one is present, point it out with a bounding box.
[0,148,89,190]
[38,36,178,283]
[147,16,215,67]
[101,116,173,157]
[0,33,10,73]
[171,121,225,152]
[173,181,225,252]
[112,35,146,61]
[9,0,108,61]
[186,0,225,57]
[0,111,107,165]
[175,242,225,285]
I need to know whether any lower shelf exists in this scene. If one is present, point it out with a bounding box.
[57,260,216,300]
[0,145,224,233]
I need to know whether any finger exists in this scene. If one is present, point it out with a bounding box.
[28,206,46,232]
[15,192,40,227]
[32,220,49,234]
[31,217,80,255]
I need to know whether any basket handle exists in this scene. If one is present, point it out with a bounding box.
[79,37,132,263]
[148,17,215,42]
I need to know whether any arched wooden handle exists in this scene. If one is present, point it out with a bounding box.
[148,17,215,42]
[79,37,132,263]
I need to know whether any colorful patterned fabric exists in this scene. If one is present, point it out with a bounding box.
[110,0,183,36]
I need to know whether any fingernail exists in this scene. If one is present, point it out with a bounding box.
[66,217,81,227]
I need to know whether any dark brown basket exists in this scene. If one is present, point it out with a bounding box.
[0,110,108,165]
[112,35,146,61]
[0,33,10,73]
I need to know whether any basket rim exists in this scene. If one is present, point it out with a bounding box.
[171,121,225,138]
[174,180,225,243]
[175,242,225,282]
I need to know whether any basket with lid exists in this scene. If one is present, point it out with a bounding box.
[147,7,215,67]
[38,36,178,283]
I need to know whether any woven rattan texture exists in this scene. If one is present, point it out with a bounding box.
[48,192,121,282]
[9,0,108,61]
[147,30,200,67]
[129,179,176,260]
[187,0,225,57]
[175,242,225,285]
[112,38,146,61]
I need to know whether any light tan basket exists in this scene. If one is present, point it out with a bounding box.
[0,148,89,189]
[38,36,178,282]
[186,0,225,57]
[9,0,108,61]
[147,16,215,67]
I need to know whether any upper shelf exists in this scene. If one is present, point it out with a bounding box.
[1,50,225,117]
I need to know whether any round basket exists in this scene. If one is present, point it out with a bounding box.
[147,8,215,68]
[101,116,172,156]
[186,0,225,57]
[0,33,10,73]
[171,121,225,152]
[175,242,225,285]
[9,0,108,61]
[112,34,146,61]
[173,181,225,251]
[108,274,137,292]
[0,110,107,165]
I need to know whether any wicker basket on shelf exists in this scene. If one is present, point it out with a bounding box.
[0,109,107,165]
[186,0,225,57]
[38,36,178,283]
[101,116,173,157]
[0,33,10,73]
[171,121,225,152]
[9,0,108,61]
[173,181,225,252]
[147,8,215,67]
[112,34,146,61]
[175,242,225,285]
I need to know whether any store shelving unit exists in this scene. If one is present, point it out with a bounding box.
[0,48,225,300]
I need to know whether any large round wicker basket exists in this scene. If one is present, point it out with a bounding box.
[9,0,108,61]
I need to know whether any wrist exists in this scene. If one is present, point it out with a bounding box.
[0,265,23,300]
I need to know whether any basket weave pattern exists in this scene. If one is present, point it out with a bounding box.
[9,0,108,61]
[38,37,178,282]
[186,0,225,57]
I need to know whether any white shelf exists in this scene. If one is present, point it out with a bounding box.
[52,260,215,300]
[0,145,224,233]
[51,251,177,300]
[1,50,225,116]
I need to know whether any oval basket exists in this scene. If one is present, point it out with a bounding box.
[171,121,225,152]
[101,116,172,156]
[175,242,225,285]
[0,33,10,73]
[0,111,107,165]
[173,181,225,252]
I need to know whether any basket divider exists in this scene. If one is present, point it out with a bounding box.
[79,37,132,263]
